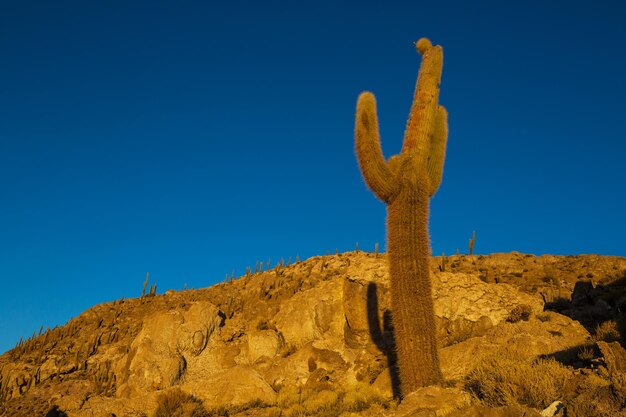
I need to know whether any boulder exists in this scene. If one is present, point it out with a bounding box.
[571,280,594,307]
[273,279,344,349]
[433,272,544,326]
[439,312,589,381]
[597,341,626,373]
[119,302,223,396]
[247,330,280,363]
[183,366,276,408]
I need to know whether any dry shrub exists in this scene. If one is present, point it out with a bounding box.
[594,320,621,342]
[275,382,389,417]
[344,403,388,416]
[341,382,386,412]
[280,387,339,417]
[283,403,306,417]
[466,348,571,409]
[610,371,626,403]
[263,407,283,417]
[568,391,618,417]
[153,388,208,417]
[566,373,626,417]
[277,386,301,409]
[506,305,532,323]
[302,389,339,414]
[206,399,271,416]
[577,344,596,362]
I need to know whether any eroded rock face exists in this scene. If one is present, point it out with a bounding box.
[433,272,544,346]
[439,311,589,381]
[0,364,31,400]
[119,302,223,396]
[343,275,386,349]
[247,330,280,363]
[433,272,544,324]
[183,366,276,408]
[273,279,345,350]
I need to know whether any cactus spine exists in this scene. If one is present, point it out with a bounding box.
[354,38,447,394]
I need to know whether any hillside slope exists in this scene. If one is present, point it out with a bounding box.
[1,252,626,416]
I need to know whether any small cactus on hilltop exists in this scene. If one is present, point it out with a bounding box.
[141,272,149,298]
[469,231,476,256]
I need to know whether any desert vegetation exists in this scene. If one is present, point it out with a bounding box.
[466,347,571,409]
[355,37,447,394]
[153,388,208,417]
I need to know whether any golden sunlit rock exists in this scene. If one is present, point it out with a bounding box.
[1,252,624,416]
[415,37,433,55]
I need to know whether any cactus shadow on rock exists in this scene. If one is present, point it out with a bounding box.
[367,282,402,399]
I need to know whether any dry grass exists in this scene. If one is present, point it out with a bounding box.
[277,386,302,409]
[566,373,626,417]
[283,404,307,417]
[206,398,271,416]
[593,320,621,342]
[340,382,387,412]
[275,382,389,417]
[610,371,626,401]
[466,348,571,409]
[302,389,339,414]
[152,388,208,417]
[577,345,596,362]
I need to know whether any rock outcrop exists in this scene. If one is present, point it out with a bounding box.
[119,302,223,396]
[1,252,625,417]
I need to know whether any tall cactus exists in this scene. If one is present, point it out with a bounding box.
[355,38,447,394]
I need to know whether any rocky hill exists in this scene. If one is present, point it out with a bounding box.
[2,252,626,417]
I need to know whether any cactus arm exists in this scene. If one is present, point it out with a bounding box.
[427,105,448,196]
[401,41,444,166]
[355,92,398,203]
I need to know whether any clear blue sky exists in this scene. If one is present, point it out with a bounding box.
[1,0,625,353]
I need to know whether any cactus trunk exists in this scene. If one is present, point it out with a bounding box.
[388,185,442,391]
[354,38,447,395]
